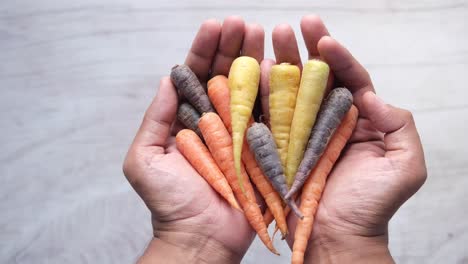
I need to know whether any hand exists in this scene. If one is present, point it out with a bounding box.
[260,16,427,263]
[123,17,265,264]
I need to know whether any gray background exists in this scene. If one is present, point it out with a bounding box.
[1,0,467,263]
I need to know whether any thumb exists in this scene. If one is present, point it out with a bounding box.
[362,91,427,186]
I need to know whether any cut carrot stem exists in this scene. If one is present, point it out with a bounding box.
[291,105,358,264]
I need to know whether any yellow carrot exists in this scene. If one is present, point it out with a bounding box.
[269,63,300,170]
[229,56,260,192]
[285,60,329,186]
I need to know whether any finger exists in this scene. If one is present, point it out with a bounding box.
[300,15,330,59]
[317,36,374,108]
[132,77,178,152]
[185,19,222,83]
[272,24,302,68]
[300,15,335,93]
[362,92,426,168]
[241,23,265,63]
[211,16,245,77]
[260,58,275,125]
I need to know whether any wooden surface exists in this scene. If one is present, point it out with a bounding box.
[1,0,467,263]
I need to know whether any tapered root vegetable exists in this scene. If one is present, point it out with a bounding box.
[176,129,241,211]
[177,103,203,138]
[207,75,232,132]
[242,140,289,237]
[285,60,329,187]
[198,113,278,255]
[229,56,261,192]
[269,63,300,169]
[247,122,304,219]
[291,105,358,264]
[208,75,288,237]
[286,88,353,199]
[171,64,214,114]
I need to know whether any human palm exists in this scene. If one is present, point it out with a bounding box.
[125,15,427,263]
[123,17,265,260]
[265,17,427,254]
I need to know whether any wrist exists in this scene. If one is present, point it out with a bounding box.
[305,232,394,264]
[138,234,242,264]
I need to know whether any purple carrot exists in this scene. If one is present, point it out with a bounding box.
[177,102,203,138]
[170,64,214,114]
[247,122,304,219]
[285,88,353,200]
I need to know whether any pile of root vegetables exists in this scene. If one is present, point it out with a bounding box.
[171,56,358,264]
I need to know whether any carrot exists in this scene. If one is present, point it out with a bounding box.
[207,75,232,132]
[241,140,289,237]
[171,64,214,114]
[198,112,278,255]
[247,122,304,219]
[291,105,358,264]
[208,75,288,238]
[176,129,241,211]
[269,63,300,169]
[286,88,353,199]
[177,103,203,138]
[285,60,329,187]
[229,56,261,192]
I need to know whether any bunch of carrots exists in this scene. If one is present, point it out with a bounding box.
[171,56,358,264]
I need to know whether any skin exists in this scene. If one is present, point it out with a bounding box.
[123,15,427,263]
[123,17,265,264]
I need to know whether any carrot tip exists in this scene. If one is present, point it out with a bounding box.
[288,199,304,219]
[271,248,280,256]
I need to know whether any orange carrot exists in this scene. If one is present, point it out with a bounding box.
[208,75,288,236]
[291,105,358,264]
[207,75,232,132]
[175,129,241,211]
[198,113,278,255]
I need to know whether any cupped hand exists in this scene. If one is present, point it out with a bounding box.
[123,17,265,263]
[261,15,427,262]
